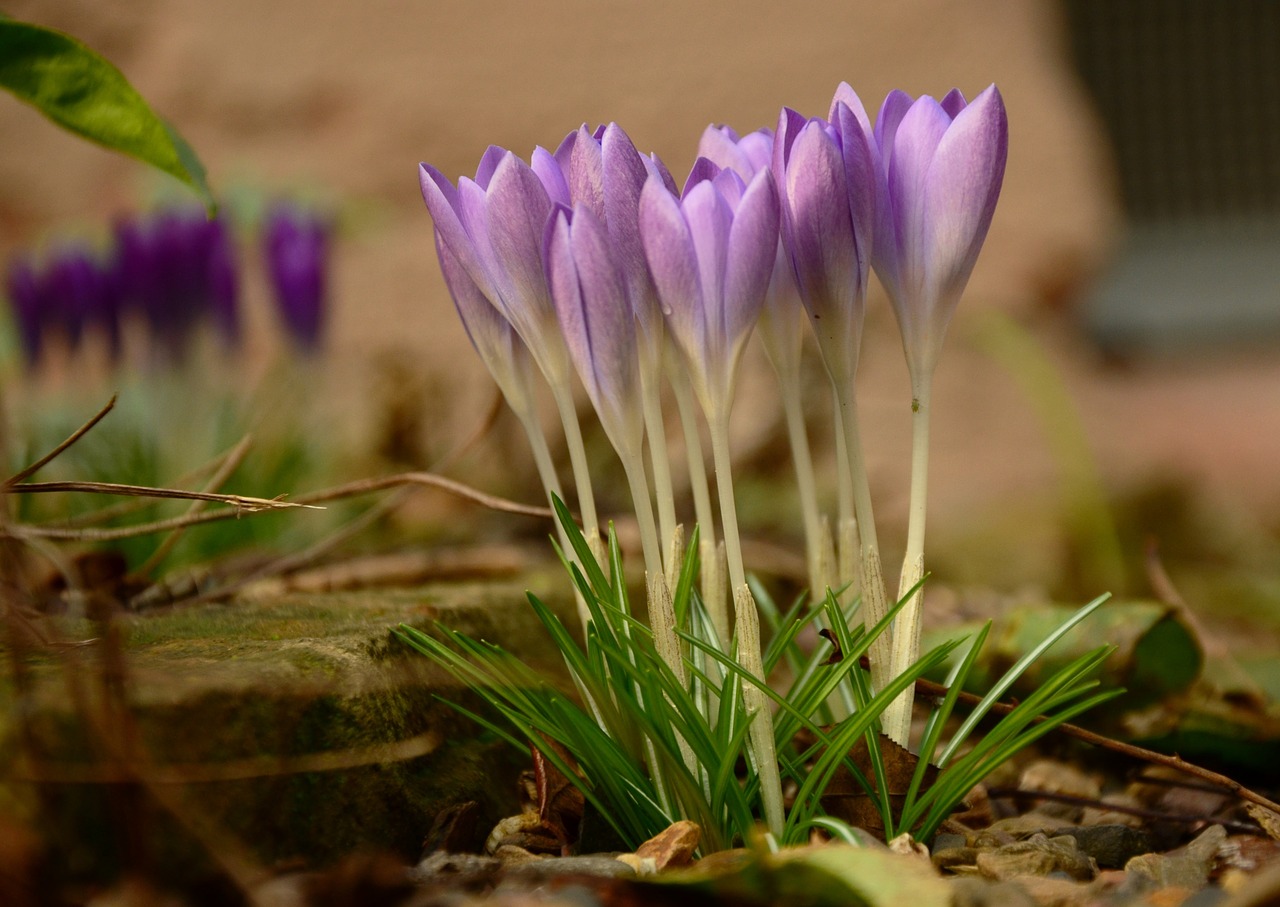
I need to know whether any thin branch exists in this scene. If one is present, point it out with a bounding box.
[288,471,555,515]
[10,480,317,511]
[8,471,554,542]
[4,394,117,487]
[913,675,1280,816]
[135,434,256,577]
[165,490,413,608]
[43,435,258,529]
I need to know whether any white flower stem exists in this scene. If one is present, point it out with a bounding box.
[548,383,599,546]
[508,399,595,631]
[832,408,857,592]
[708,414,747,595]
[734,584,786,839]
[886,375,933,746]
[832,384,894,722]
[777,372,827,603]
[639,360,678,578]
[648,573,700,786]
[620,449,665,589]
[708,412,784,837]
[671,371,723,636]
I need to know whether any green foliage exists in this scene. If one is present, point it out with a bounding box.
[9,376,342,573]
[0,15,213,212]
[396,502,1121,851]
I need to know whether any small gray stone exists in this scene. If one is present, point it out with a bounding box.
[972,812,1073,847]
[976,833,1096,882]
[1057,824,1157,869]
[932,833,968,854]
[1123,825,1227,894]
[410,851,502,885]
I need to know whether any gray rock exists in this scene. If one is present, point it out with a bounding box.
[931,832,968,854]
[411,852,502,885]
[1056,824,1157,869]
[1123,824,1227,894]
[976,833,1097,882]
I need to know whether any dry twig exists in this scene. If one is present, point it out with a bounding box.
[4,395,117,487]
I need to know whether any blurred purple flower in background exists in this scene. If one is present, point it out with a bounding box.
[5,244,122,368]
[113,207,241,359]
[263,202,330,352]
[5,256,48,368]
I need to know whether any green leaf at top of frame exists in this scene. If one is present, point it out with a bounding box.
[0,16,214,214]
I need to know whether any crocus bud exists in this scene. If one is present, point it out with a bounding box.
[772,96,876,389]
[263,203,327,351]
[872,85,1008,381]
[554,124,675,363]
[699,125,803,374]
[544,204,643,455]
[112,207,241,361]
[639,164,779,420]
[420,149,571,385]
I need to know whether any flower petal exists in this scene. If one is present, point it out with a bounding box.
[570,206,639,444]
[833,99,878,278]
[564,125,605,220]
[640,176,702,363]
[419,163,496,300]
[698,125,754,179]
[939,88,968,119]
[886,95,951,306]
[532,145,571,206]
[781,120,856,330]
[474,145,507,189]
[722,168,778,352]
[920,83,1007,313]
[484,152,554,313]
[682,156,721,196]
[436,229,529,410]
[681,179,733,347]
[601,123,655,315]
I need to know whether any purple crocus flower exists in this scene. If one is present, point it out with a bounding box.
[206,216,241,347]
[639,163,779,420]
[771,90,878,388]
[435,229,538,419]
[112,207,242,359]
[263,203,327,351]
[44,246,102,352]
[5,256,46,368]
[872,85,1008,381]
[699,125,805,372]
[544,203,643,458]
[553,124,676,362]
[419,147,570,382]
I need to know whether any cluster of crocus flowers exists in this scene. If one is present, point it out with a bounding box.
[262,202,332,354]
[4,203,333,372]
[419,82,1007,836]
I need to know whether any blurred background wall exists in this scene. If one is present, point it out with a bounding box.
[2,0,1277,591]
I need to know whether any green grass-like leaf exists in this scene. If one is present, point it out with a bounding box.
[396,501,1122,851]
[0,17,214,212]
